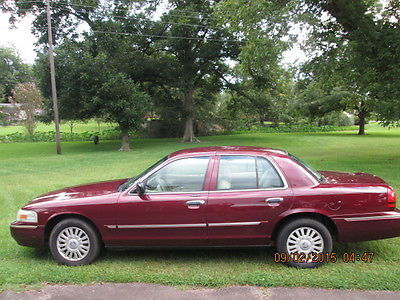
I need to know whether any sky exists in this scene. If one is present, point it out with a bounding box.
[0,9,307,66]
[0,12,37,63]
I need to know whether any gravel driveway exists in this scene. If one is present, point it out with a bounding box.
[1,283,399,300]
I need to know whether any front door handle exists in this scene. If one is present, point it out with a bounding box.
[186,200,206,206]
[265,197,284,204]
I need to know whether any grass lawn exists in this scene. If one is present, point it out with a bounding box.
[1,123,400,291]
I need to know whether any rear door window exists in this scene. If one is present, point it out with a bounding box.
[217,155,284,190]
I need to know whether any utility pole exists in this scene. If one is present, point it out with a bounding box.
[46,0,62,155]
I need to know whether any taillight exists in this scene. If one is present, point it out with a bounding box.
[388,187,397,209]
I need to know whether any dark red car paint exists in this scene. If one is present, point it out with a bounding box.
[10,146,400,249]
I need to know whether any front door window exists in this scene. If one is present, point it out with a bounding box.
[145,156,210,193]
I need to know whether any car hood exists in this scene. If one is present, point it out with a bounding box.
[319,171,386,185]
[28,179,127,205]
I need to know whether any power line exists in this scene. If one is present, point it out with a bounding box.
[13,0,216,18]
[6,6,222,31]
[92,30,240,42]
[27,23,239,42]
[10,0,218,22]
[92,14,220,30]
[4,8,44,13]
[12,0,43,3]
[58,3,216,21]
[6,10,223,31]
[57,1,216,17]
[7,2,236,42]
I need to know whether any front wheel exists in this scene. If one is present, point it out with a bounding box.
[49,218,101,266]
[276,218,333,268]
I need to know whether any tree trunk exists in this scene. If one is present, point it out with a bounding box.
[26,111,35,135]
[182,88,199,142]
[69,122,74,134]
[358,114,365,135]
[119,128,132,151]
[358,102,366,135]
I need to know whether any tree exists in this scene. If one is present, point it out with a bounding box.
[215,0,400,131]
[95,73,150,151]
[5,0,298,141]
[214,0,295,125]
[1,0,101,44]
[11,82,43,135]
[6,0,236,142]
[302,0,400,127]
[36,40,150,151]
[149,0,240,142]
[0,47,31,102]
[298,43,376,135]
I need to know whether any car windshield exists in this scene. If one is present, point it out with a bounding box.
[288,153,325,183]
[118,156,168,192]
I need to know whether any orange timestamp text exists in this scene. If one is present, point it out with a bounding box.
[274,252,375,263]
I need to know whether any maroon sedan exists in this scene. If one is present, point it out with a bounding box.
[10,146,400,267]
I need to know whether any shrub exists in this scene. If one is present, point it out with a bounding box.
[0,111,8,126]
[312,112,354,126]
[0,129,121,143]
[336,113,354,126]
[225,123,354,135]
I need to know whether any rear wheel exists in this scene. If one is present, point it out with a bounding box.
[276,218,333,268]
[49,218,101,266]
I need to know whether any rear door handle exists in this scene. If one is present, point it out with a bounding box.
[186,200,206,206]
[265,197,284,204]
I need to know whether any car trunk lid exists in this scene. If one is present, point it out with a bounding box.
[319,171,387,185]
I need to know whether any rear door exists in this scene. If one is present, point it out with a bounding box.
[207,155,293,246]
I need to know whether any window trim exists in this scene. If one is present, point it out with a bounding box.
[127,156,212,195]
[212,154,288,192]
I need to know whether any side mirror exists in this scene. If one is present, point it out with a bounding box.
[136,182,146,196]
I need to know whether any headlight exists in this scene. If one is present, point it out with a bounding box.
[16,209,38,223]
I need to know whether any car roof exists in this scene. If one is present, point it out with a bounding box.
[169,146,288,158]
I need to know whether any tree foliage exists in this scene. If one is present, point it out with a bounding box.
[36,39,150,151]
[214,0,296,126]
[302,0,400,126]
[0,47,31,102]
[11,82,43,135]
[9,0,244,143]
[5,0,400,144]
[150,0,241,142]
[297,41,375,134]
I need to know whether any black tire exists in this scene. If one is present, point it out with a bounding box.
[276,218,333,268]
[49,218,101,266]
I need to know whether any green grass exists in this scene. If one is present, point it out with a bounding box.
[1,123,400,291]
[0,120,116,135]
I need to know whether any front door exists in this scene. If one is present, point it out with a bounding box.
[207,155,293,246]
[116,156,211,246]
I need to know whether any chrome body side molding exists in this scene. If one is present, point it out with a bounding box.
[106,221,266,229]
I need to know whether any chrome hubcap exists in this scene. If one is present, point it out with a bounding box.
[56,227,90,261]
[286,226,324,259]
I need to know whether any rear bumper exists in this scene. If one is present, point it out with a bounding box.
[10,222,45,248]
[333,210,400,242]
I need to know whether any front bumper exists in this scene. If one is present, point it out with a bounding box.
[10,221,45,248]
[333,210,400,242]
